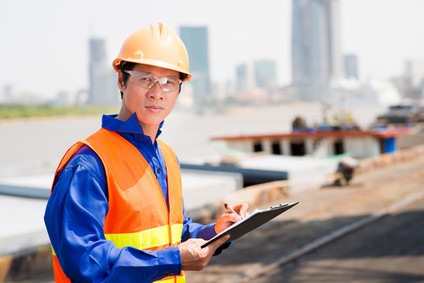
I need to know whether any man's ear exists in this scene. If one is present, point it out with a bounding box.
[118,73,125,92]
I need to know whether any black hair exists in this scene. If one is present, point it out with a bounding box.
[118,61,136,99]
[179,73,189,82]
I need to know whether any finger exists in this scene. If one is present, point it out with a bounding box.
[209,235,231,250]
[228,212,242,223]
[235,202,249,218]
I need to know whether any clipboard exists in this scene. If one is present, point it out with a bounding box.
[201,202,299,248]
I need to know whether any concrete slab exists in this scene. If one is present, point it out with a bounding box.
[182,154,341,192]
[238,155,340,191]
[0,195,48,256]
[182,169,242,211]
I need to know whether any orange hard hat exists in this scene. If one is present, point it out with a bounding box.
[112,23,191,81]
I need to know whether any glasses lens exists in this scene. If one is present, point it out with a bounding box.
[131,72,155,89]
[160,77,180,92]
[127,71,180,92]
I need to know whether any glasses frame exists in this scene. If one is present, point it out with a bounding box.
[123,70,182,93]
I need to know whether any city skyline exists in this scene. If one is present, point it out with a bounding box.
[0,0,423,100]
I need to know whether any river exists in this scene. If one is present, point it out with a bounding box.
[0,102,385,178]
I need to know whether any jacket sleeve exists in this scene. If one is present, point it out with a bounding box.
[44,148,181,283]
[182,215,216,241]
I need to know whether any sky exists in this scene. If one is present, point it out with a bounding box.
[0,0,423,99]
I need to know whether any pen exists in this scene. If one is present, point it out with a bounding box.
[224,203,241,218]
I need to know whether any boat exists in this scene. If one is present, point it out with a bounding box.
[181,113,411,189]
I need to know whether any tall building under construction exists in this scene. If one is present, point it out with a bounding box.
[179,26,212,108]
[291,0,343,101]
[88,37,119,105]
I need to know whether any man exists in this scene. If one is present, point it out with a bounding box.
[44,23,248,283]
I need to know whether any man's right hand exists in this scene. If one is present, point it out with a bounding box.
[178,235,230,271]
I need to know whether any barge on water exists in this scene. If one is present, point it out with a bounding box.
[210,127,410,160]
[181,122,410,189]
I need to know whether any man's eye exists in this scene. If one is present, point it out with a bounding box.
[165,79,177,86]
[140,76,153,82]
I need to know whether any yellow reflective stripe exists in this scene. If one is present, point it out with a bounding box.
[105,224,183,249]
[155,275,186,283]
[53,248,185,283]
[170,223,183,243]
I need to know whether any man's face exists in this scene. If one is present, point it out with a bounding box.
[118,64,180,130]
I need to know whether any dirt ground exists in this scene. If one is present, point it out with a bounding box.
[185,151,424,283]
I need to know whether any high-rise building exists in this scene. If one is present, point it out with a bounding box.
[1,85,13,103]
[344,54,359,79]
[291,0,343,101]
[236,60,277,92]
[179,26,211,108]
[254,60,277,90]
[406,59,424,89]
[88,37,119,105]
[404,59,424,100]
[236,63,257,93]
[236,64,249,93]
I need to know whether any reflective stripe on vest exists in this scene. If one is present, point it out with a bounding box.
[50,128,185,283]
[161,277,186,283]
[105,223,183,250]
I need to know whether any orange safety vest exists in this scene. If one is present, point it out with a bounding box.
[51,128,186,283]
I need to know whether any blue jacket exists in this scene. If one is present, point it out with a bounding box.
[44,114,217,282]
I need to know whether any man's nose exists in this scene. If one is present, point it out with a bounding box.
[149,82,164,98]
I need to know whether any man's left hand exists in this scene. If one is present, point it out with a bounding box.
[214,202,249,233]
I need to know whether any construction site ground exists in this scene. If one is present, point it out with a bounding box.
[185,147,424,283]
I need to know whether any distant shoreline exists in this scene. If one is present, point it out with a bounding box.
[0,104,119,121]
